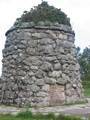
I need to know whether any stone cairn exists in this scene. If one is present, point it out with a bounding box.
[0,22,84,107]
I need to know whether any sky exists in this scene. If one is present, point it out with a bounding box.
[0,0,90,75]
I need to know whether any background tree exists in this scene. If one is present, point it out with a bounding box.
[76,47,90,80]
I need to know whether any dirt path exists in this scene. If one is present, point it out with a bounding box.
[32,102,90,116]
[0,98,90,118]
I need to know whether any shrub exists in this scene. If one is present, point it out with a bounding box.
[15,1,71,26]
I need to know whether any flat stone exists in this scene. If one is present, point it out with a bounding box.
[54,63,61,70]
[63,41,74,48]
[45,77,56,85]
[49,71,62,78]
[44,56,57,62]
[46,30,57,39]
[59,34,67,40]
[36,92,48,97]
[39,38,53,45]
[32,33,47,38]
[56,78,67,85]
[31,66,38,70]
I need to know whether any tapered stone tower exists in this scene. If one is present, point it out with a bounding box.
[0,2,84,107]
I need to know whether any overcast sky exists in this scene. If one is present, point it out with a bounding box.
[0,0,90,75]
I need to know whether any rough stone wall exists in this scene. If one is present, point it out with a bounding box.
[0,23,84,107]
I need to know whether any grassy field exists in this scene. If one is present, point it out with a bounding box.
[0,111,82,120]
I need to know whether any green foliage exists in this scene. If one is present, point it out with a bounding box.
[83,80,90,96]
[56,114,81,120]
[76,47,90,80]
[76,47,90,97]
[79,48,90,78]
[15,1,71,26]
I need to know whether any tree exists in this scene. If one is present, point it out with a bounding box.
[76,47,90,80]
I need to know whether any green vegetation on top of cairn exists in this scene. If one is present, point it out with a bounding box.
[14,1,71,26]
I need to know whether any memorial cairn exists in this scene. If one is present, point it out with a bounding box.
[0,2,84,107]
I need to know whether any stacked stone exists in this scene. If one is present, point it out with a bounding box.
[0,22,84,107]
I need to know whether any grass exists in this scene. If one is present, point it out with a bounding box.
[84,87,90,97]
[82,80,90,97]
[0,111,82,120]
[64,100,88,106]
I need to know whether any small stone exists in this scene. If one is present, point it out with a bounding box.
[35,79,45,86]
[54,63,61,70]
[72,84,77,89]
[35,70,45,79]
[56,78,67,85]
[32,33,47,38]
[44,45,53,54]
[68,35,75,42]
[59,34,64,39]
[75,63,80,71]
[66,83,71,89]
[62,73,70,82]
[40,62,53,72]
[45,77,56,85]
[45,56,57,62]
[47,30,57,39]
[31,66,38,70]
[17,70,26,76]
[28,71,34,76]
[30,85,40,92]
[49,71,62,78]
[42,85,49,92]
[12,55,18,59]
[36,92,48,97]
[39,38,53,45]
[63,41,74,48]
[26,48,36,55]
[55,47,64,54]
